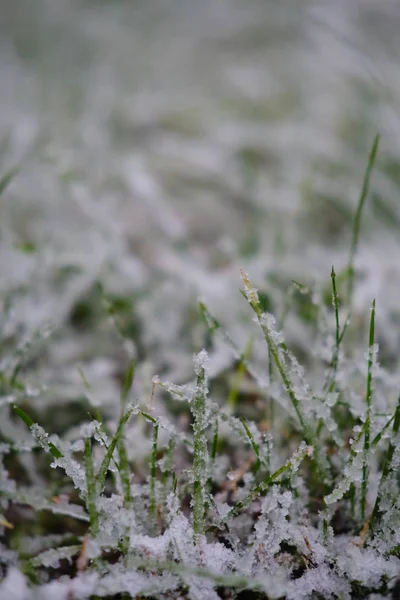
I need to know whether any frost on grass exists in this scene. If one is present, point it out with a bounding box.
[3,267,400,599]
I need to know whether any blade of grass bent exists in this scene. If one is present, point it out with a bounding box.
[12,404,63,459]
[225,444,311,520]
[240,271,327,479]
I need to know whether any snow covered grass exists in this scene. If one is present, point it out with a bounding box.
[1,2,400,598]
[1,136,400,599]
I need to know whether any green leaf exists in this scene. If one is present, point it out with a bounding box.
[97,404,136,494]
[141,410,157,424]
[12,404,34,428]
[12,404,63,459]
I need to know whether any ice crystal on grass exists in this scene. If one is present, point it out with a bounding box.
[287,564,352,600]
[50,455,87,496]
[29,424,52,453]
[5,178,400,600]
[260,312,285,346]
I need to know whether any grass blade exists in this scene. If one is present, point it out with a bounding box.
[240,270,327,479]
[191,352,209,541]
[97,404,136,494]
[12,404,63,459]
[84,438,99,535]
[361,299,375,521]
[240,417,261,473]
[118,437,133,509]
[211,419,219,463]
[347,134,380,304]
[371,414,395,448]
[225,443,311,520]
[116,360,135,508]
[149,421,159,521]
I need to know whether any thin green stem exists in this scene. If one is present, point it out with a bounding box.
[12,405,63,459]
[192,360,209,541]
[361,299,375,522]
[161,436,176,513]
[211,419,219,463]
[323,266,341,396]
[347,134,380,305]
[118,438,132,509]
[117,361,135,509]
[97,404,136,494]
[240,417,261,474]
[225,444,310,520]
[149,422,159,520]
[84,438,99,536]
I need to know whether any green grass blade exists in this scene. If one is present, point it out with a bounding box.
[226,464,288,520]
[161,436,176,513]
[97,404,136,494]
[361,299,375,521]
[323,266,349,400]
[116,360,135,508]
[323,266,341,395]
[141,410,157,424]
[191,355,209,541]
[240,417,261,473]
[172,471,177,495]
[371,414,395,449]
[347,134,380,304]
[149,422,159,521]
[12,403,34,428]
[240,271,327,479]
[211,419,219,462]
[118,437,133,509]
[332,266,340,348]
[12,404,63,459]
[324,419,368,507]
[84,438,99,535]
[199,301,220,333]
[225,443,311,520]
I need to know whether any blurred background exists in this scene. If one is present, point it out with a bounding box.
[1,0,400,417]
